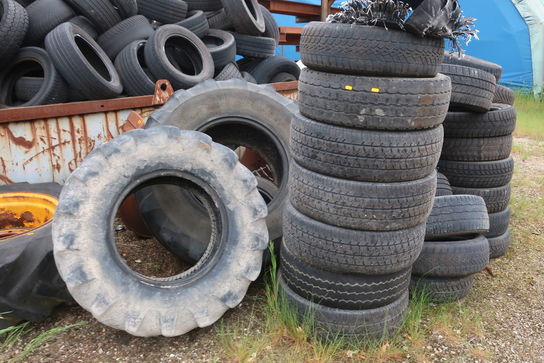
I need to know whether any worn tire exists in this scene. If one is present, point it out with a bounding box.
[53,126,268,337]
[98,15,154,59]
[0,0,29,67]
[185,0,221,11]
[452,184,511,214]
[443,104,516,138]
[283,201,426,275]
[221,0,263,36]
[300,22,444,77]
[0,47,68,106]
[291,112,444,183]
[144,24,214,89]
[249,56,300,84]
[486,207,511,238]
[441,135,513,162]
[136,0,188,23]
[214,61,241,80]
[299,69,451,131]
[115,40,156,96]
[438,157,514,188]
[202,29,235,69]
[260,4,278,45]
[413,235,489,277]
[425,195,489,239]
[24,0,74,45]
[110,0,138,19]
[290,162,436,232]
[493,85,515,106]
[281,242,411,310]
[489,230,511,259]
[440,63,496,112]
[410,275,474,303]
[68,16,97,39]
[14,76,42,102]
[141,80,296,260]
[206,8,230,30]
[176,10,209,38]
[45,23,123,100]
[436,172,452,196]
[443,52,502,82]
[0,183,71,326]
[65,0,121,33]
[232,32,276,58]
[280,276,408,339]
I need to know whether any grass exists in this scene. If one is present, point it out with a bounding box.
[513,91,544,140]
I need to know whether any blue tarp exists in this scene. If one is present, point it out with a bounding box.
[272,0,534,89]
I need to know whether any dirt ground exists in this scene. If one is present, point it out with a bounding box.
[1,137,543,363]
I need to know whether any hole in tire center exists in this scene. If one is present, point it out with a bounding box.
[3,61,45,106]
[244,0,258,19]
[202,34,225,49]
[115,176,222,282]
[165,35,203,76]
[74,35,112,81]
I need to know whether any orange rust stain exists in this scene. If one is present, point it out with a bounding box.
[0,210,35,229]
[23,141,72,167]
[3,126,37,149]
[0,175,14,185]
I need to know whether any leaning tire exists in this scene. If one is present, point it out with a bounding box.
[283,201,426,275]
[221,0,264,36]
[201,29,236,69]
[300,22,444,77]
[248,56,300,84]
[493,85,515,106]
[53,126,268,337]
[443,104,516,138]
[0,0,29,67]
[97,15,154,59]
[68,16,97,39]
[410,275,474,303]
[299,68,451,131]
[438,157,514,188]
[141,79,296,260]
[452,184,511,214]
[441,135,513,162]
[290,112,444,182]
[289,162,436,232]
[260,4,279,45]
[24,0,74,45]
[114,40,156,96]
[64,0,121,33]
[214,61,241,80]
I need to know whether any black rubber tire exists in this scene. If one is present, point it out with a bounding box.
[13,76,42,102]
[45,23,123,100]
[438,157,514,189]
[144,24,214,90]
[259,4,278,45]
[493,85,515,106]
[0,0,29,68]
[247,56,300,84]
[300,22,444,77]
[65,0,121,33]
[413,235,490,277]
[489,230,511,259]
[98,15,154,59]
[443,104,517,138]
[290,162,436,232]
[436,172,452,196]
[221,0,263,36]
[441,135,513,162]
[114,40,156,96]
[24,0,74,45]
[291,112,444,183]
[281,242,411,310]
[299,69,451,131]
[410,275,474,303]
[443,51,503,82]
[0,47,68,106]
[440,63,496,112]
[214,61,241,80]
[206,8,230,30]
[68,16,97,39]
[185,0,221,11]
[136,0,188,23]
[452,184,511,214]
[201,29,235,69]
[270,72,297,83]
[176,10,209,38]
[53,126,268,337]
[0,183,71,326]
[283,201,426,275]
[232,32,276,58]
[425,195,489,239]
[141,80,297,260]
[110,0,138,19]
[280,276,408,339]
[486,207,511,238]
[241,71,256,83]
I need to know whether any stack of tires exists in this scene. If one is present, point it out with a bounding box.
[279,22,451,339]
[438,53,516,259]
[0,0,299,107]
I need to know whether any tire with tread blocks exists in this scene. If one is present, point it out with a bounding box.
[410,275,474,303]
[486,207,511,238]
[489,230,511,259]
[436,172,452,196]
[0,0,29,67]
[231,32,276,58]
[53,126,268,337]
[443,52,502,81]
[441,135,512,162]
[493,85,515,105]
[452,184,511,214]
[443,104,516,138]
[438,157,514,188]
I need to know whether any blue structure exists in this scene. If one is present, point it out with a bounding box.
[273,0,541,91]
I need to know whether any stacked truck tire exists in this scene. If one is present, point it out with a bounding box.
[438,53,516,259]
[279,21,451,339]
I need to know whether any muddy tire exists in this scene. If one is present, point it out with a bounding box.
[0,183,71,327]
[410,275,474,303]
[214,61,241,80]
[53,127,268,337]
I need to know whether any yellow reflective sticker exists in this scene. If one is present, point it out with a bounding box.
[344,85,353,91]
[371,88,380,93]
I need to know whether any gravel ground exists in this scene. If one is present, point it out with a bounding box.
[1,137,543,362]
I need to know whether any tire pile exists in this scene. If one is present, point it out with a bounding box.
[279,22,451,339]
[438,53,516,259]
[0,0,300,107]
